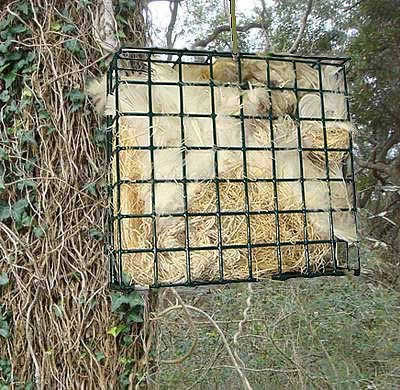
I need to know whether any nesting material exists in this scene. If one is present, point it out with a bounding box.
[89,54,357,287]
[119,167,332,286]
[301,120,352,166]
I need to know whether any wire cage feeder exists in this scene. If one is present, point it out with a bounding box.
[104,47,360,290]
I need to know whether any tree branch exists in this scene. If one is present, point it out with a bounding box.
[288,0,314,54]
[192,22,264,49]
[357,159,388,173]
[376,133,400,163]
[342,0,363,12]
[259,0,271,51]
[166,0,179,49]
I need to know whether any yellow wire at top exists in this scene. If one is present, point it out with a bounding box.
[230,0,239,56]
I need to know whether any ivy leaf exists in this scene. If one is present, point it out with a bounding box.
[0,15,12,31]
[10,25,27,34]
[127,311,143,323]
[83,182,97,196]
[0,39,12,54]
[18,130,37,145]
[11,198,29,221]
[16,179,37,191]
[21,213,33,228]
[89,227,103,240]
[51,22,62,32]
[107,324,127,337]
[26,51,35,62]
[3,72,16,89]
[17,2,30,15]
[0,147,9,160]
[0,90,10,103]
[61,24,76,34]
[95,352,105,362]
[14,58,28,71]
[66,88,86,112]
[33,226,45,238]
[64,39,83,57]
[111,292,144,312]
[38,110,50,120]
[7,52,22,61]
[7,99,18,113]
[0,324,10,338]
[0,202,11,221]
[0,273,9,286]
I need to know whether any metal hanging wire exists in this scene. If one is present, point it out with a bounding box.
[229,0,239,57]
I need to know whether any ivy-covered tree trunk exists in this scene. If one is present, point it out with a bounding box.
[0,0,152,387]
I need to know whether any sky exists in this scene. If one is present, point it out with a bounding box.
[148,0,268,49]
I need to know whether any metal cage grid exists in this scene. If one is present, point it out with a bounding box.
[105,47,360,290]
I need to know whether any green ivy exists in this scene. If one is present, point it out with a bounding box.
[0,3,45,238]
[108,291,144,348]
[0,305,11,339]
[66,89,86,112]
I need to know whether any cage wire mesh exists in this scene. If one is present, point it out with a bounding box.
[104,47,360,290]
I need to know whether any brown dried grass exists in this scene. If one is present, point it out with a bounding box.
[116,118,345,287]
[120,170,331,286]
[0,0,150,388]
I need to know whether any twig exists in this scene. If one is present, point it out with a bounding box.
[158,303,253,390]
[159,288,199,364]
[342,0,363,12]
[209,365,299,373]
[26,286,41,388]
[43,53,109,88]
[192,22,264,49]
[289,0,314,53]
[166,0,180,60]
[233,283,253,368]
[166,0,180,48]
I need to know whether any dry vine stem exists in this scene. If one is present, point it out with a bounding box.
[157,301,253,390]
[233,283,254,369]
[0,0,150,387]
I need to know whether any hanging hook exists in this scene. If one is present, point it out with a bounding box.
[229,0,239,60]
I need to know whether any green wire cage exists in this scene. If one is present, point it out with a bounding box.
[104,47,360,290]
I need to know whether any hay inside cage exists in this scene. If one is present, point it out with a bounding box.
[96,50,359,288]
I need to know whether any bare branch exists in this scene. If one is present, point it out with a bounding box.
[359,186,374,209]
[342,0,363,12]
[376,133,400,163]
[288,0,314,54]
[259,0,271,51]
[166,0,179,49]
[357,159,388,174]
[192,22,264,49]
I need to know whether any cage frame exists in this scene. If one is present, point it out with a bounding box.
[104,47,360,291]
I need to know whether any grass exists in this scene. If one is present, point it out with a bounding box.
[151,258,400,389]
